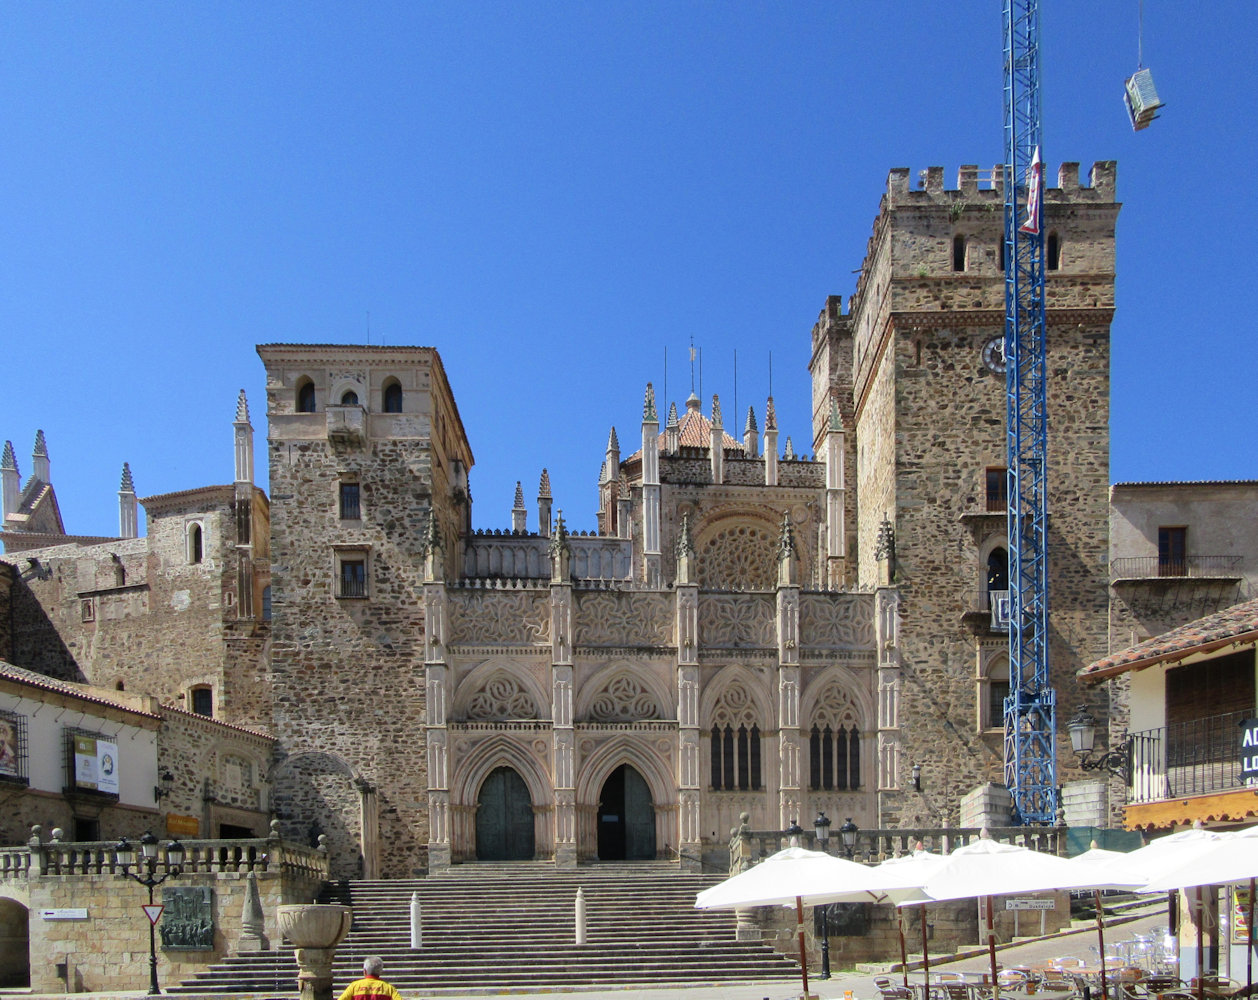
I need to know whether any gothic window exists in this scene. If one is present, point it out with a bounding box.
[190,685,213,718]
[339,481,361,520]
[1046,231,1061,271]
[808,688,861,791]
[296,379,316,413]
[383,379,403,413]
[709,683,762,791]
[952,234,967,272]
[187,522,204,564]
[340,390,359,406]
[697,522,777,591]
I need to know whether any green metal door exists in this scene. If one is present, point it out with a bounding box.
[475,767,535,861]
[622,765,656,860]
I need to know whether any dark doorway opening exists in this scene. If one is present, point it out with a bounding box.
[476,767,535,861]
[597,764,655,860]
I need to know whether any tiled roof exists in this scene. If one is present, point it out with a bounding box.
[626,395,743,462]
[0,661,161,719]
[1079,596,1258,682]
[1112,480,1258,488]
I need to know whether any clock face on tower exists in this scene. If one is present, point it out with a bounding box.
[982,336,1007,374]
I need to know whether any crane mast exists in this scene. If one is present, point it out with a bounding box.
[1001,0,1057,824]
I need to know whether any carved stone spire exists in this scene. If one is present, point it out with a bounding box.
[511,481,526,533]
[1,441,15,472]
[423,509,445,581]
[603,426,620,484]
[236,389,250,423]
[120,462,134,491]
[31,430,50,485]
[0,442,17,522]
[643,382,657,422]
[234,389,255,487]
[710,395,723,429]
[763,396,779,486]
[665,402,680,454]
[829,394,843,432]
[765,396,777,431]
[675,511,696,585]
[537,469,553,538]
[118,462,138,540]
[783,437,796,460]
[875,513,897,586]
[777,511,799,587]
[743,406,759,458]
[538,468,552,498]
[549,510,571,583]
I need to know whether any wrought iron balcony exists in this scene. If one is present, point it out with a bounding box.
[1110,555,1243,581]
[1126,709,1254,804]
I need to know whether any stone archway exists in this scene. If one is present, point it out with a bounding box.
[0,896,29,987]
[268,750,377,879]
[475,767,536,861]
[596,764,656,861]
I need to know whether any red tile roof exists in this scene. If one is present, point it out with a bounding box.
[1078,596,1258,682]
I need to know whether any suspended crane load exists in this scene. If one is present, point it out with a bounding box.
[1124,68,1165,130]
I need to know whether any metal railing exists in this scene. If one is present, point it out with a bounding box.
[1110,555,1243,580]
[1128,709,1254,804]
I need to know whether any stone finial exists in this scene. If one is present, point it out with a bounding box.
[666,402,679,428]
[829,395,843,432]
[783,437,795,460]
[618,474,629,500]
[511,480,526,532]
[549,510,571,582]
[235,389,250,422]
[710,394,723,428]
[538,468,552,498]
[642,382,657,422]
[28,825,42,847]
[238,870,266,950]
[606,427,619,453]
[120,462,135,492]
[777,511,796,561]
[513,481,525,509]
[765,396,777,430]
[33,429,47,457]
[676,512,695,559]
[1,441,15,471]
[875,514,896,562]
[744,406,758,435]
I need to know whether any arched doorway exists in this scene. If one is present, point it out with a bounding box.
[476,767,535,861]
[597,764,655,860]
[0,897,29,987]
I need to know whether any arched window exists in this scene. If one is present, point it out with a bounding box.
[190,685,213,718]
[383,380,403,413]
[808,688,862,791]
[340,389,359,406]
[952,234,967,272]
[984,654,1011,729]
[188,523,203,564]
[296,379,316,413]
[1046,231,1061,271]
[709,683,762,791]
[986,546,1009,602]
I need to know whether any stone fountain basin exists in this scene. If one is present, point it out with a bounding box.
[276,904,353,949]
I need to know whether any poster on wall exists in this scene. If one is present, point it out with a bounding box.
[73,734,120,794]
[0,713,21,778]
[1234,885,1254,944]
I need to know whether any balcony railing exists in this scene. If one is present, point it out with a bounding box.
[1110,555,1243,581]
[1127,709,1254,804]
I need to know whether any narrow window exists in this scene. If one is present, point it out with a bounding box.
[339,482,361,520]
[710,730,722,789]
[1158,526,1187,577]
[339,558,367,598]
[340,390,359,406]
[736,725,750,790]
[191,686,213,718]
[749,725,761,790]
[383,381,403,413]
[262,585,272,620]
[848,727,861,789]
[834,725,848,790]
[985,467,1008,512]
[1046,232,1061,271]
[189,523,203,564]
[987,657,1011,728]
[987,547,1009,600]
[297,380,316,413]
[952,235,966,272]
[721,725,734,791]
[809,726,822,790]
[823,725,835,790]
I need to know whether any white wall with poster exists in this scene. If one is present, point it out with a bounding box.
[0,667,161,809]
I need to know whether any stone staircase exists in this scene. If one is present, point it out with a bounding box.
[170,862,798,993]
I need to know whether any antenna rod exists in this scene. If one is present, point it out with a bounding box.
[733,349,738,429]
[664,346,668,412]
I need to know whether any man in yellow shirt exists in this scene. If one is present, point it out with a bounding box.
[337,956,404,1000]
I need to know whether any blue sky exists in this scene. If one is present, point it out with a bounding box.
[2,2,1252,539]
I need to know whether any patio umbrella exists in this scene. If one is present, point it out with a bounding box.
[1066,844,1152,1000]
[1128,826,1233,1000]
[903,835,1138,1000]
[695,845,890,997]
[1140,825,1258,1000]
[869,848,947,990]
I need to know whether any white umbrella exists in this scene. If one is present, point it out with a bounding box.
[870,849,948,989]
[1066,845,1152,1000]
[695,845,889,997]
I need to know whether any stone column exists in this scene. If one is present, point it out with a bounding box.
[551,521,577,866]
[876,586,902,829]
[776,514,802,830]
[640,384,661,587]
[424,551,452,870]
[675,514,701,870]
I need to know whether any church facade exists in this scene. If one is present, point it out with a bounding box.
[2,162,1120,879]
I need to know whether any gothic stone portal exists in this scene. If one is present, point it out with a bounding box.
[475,767,535,861]
[597,764,655,860]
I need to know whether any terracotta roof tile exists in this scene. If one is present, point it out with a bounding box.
[1079,596,1258,682]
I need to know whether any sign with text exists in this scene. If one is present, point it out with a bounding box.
[73,734,119,794]
[1005,898,1056,910]
[1241,718,1258,786]
[40,908,88,920]
[166,813,200,838]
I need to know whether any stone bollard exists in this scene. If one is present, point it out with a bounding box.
[575,887,587,945]
[410,892,422,949]
[276,904,353,1000]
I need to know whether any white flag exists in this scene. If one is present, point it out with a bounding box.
[1019,146,1043,235]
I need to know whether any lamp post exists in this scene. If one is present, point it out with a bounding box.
[912,761,922,792]
[839,817,859,859]
[1067,705,1132,780]
[116,831,185,995]
[813,812,833,979]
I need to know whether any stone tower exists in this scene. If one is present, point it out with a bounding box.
[257,344,473,878]
[810,162,1118,825]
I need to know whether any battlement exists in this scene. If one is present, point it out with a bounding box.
[885,161,1117,207]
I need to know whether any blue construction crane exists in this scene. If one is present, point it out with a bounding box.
[1001,0,1057,825]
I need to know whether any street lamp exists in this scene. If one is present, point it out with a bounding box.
[911,761,922,792]
[839,817,859,859]
[116,831,185,995]
[785,819,804,848]
[812,812,834,979]
[1067,705,1132,780]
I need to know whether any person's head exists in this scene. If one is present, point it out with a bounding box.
[363,957,384,979]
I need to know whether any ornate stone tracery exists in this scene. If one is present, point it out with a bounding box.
[699,594,776,648]
[586,674,660,723]
[697,522,776,590]
[465,674,540,721]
